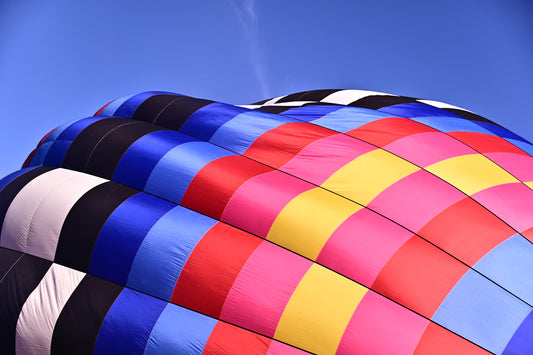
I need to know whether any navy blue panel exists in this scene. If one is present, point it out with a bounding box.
[89,193,175,285]
[99,94,135,116]
[281,105,345,122]
[474,121,529,143]
[502,310,533,355]
[94,288,166,355]
[180,102,248,141]
[43,117,105,167]
[113,130,195,190]
[29,124,69,166]
[379,102,464,118]
[0,167,37,193]
[114,91,177,118]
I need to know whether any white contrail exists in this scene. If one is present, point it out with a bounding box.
[227,0,271,98]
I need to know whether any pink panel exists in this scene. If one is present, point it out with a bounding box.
[368,170,465,233]
[473,182,533,234]
[336,290,428,355]
[385,132,475,167]
[317,208,413,286]
[281,133,375,185]
[219,241,312,337]
[486,152,533,182]
[267,340,308,354]
[221,170,313,238]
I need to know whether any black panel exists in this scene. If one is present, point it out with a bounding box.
[276,91,311,103]
[61,117,133,173]
[0,248,23,280]
[445,108,500,126]
[0,254,52,353]
[51,274,123,355]
[251,97,270,105]
[254,105,296,114]
[130,94,182,123]
[0,166,55,234]
[154,96,214,130]
[297,89,339,102]
[85,121,163,179]
[350,95,419,109]
[55,181,139,272]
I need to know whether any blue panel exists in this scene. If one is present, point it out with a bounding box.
[94,288,166,355]
[432,269,531,354]
[99,94,135,116]
[127,206,216,300]
[180,102,248,141]
[474,121,529,143]
[29,124,70,166]
[114,91,178,118]
[113,130,195,190]
[89,193,175,285]
[379,102,463,118]
[144,141,232,203]
[144,303,217,354]
[273,105,344,122]
[311,106,390,132]
[209,110,293,154]
[410,116,495,135]
[502,310,533,355]
[43,117,105,167]
[505,139,533,156]
[475,234,533,305]
[0,167,37,193]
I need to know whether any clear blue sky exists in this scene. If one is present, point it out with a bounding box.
[1,0,532,178]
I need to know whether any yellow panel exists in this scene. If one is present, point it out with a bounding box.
[267,187,362,260]
[525,182,533,190]
[426,154,519,195]
[321,149,419,205]
[275,263,367,354]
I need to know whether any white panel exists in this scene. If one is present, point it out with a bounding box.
[417,99,473,113]
[15,263,85,355]
[1,169,106,260]
[322,89,394,105]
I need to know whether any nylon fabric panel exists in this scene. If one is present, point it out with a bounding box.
[322,89,394,105]
[84,121,164,179]
[129,94,182,123]
[94,288,166,355]
[371,237,469,318]
[89,193,175,285]
[426,154,519,195]
[379,102,461,118]
[127,206,216,300]
[0,254,51,353]
[51,275,123,355]
[413,322,491,355]
[243,122,335,169]
[267,187,362,260]
[181,155,274,220]
[202,321,271,355]
[321,149,419,205]
[502,310,533,355]
[353,95,419,110]
[55,181,139,272]
[171,223,262,318]
[143,303,217,354]
[98,94,134,116]
[275,263,367,354]
[279,105,344,122]
[28,125,67,167]
[113,91,174,118]
[153,96,214,130]
[15,264,85,354]
[112,130,195,190]
[308,106,390,132]
[448,131,529,155]
[220,242,312,337]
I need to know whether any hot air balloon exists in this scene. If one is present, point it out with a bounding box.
[2,89,533,354]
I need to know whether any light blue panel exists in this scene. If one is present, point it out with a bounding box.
[127,206,217,300]
[310,106,391,132]
[144,303,217,355]
[474,234,533,305]
[29,122,71,166]
[410,116,496,135]
[144,141,232,203]
[99,94,135,116]
[209,110,293,154]
[281,105,345,122]
[506,138,533,156]
[432,269,531,354]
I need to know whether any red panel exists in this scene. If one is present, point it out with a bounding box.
[171,223,262,318]
[417,197,515,265]
[448,131,529,155]
[371,237,469,318]
[244,122,335,168]
[521,226,533,242]
[346,117,437,147]
[203,321,271,355]
[413,322,490,355]
[181,155,273,220]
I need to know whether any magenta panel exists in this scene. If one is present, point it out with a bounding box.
[281,133,375,185]
[485,152,533,182]
[336,290,428,355]
[473,182,533,234]
[221,170,313,238]
[385,132,476,167]
[219,241,312,337]
[367,170,465,233]
[317,208,413,286]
